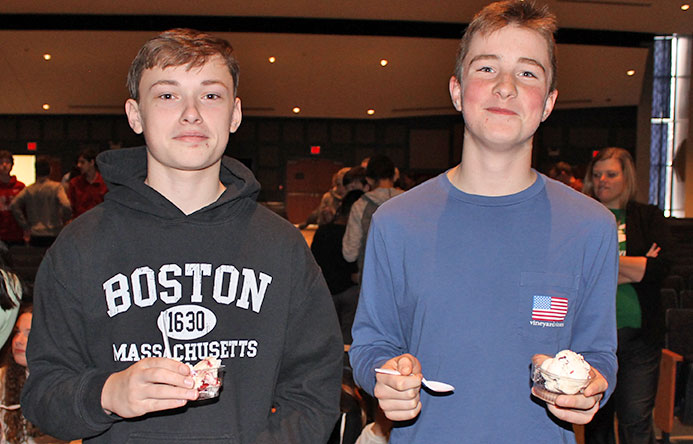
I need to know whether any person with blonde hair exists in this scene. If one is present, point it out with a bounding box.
[583,147,673,444]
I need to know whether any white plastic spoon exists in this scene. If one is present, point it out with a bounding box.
[157,311,172,358]
[375,367,455,392]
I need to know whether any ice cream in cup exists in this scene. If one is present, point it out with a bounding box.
[189,356,225,400]
[532,350,591,403]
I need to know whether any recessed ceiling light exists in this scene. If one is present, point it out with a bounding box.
[367,109,375,115]
[268,56,276,63]
[292,107,301,114]
[681,4,690,11]
[626,69,636,76]
[43,53,52,61]
[380,59,388,67]
[42,103,50,110]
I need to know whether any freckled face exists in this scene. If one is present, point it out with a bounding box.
[450,25,557,151]
[11,313,31,368]
[125,55,242,176]
[592,158,627,209]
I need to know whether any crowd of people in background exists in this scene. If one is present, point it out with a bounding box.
[0,150,108,250]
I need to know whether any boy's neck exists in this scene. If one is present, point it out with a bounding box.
[448,137,536,196]
[145,164,226,215]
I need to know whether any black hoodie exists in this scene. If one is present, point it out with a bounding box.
[21,147,342,443]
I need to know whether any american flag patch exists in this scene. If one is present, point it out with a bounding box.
[532,295,568,322]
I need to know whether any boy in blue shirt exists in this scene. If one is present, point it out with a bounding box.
[349,1,618,442]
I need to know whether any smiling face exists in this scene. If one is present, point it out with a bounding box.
[11,312,31,368]
[125,55,242,179]
[450,25,557,153]
[591,157,627,209]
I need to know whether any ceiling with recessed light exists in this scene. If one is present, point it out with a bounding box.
[0,0,690,119]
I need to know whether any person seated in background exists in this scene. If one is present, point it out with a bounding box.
[67,148,108,219]
[311,189,364,344]
[582,147,673,444]
[1,305,70,444]
[342,154,403,280]
[9,156,71,247]
[0,151,26,247]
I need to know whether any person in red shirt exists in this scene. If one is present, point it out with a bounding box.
[68,148,108,218]
[0,150,26,245]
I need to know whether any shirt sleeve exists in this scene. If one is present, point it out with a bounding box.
[640,206,673,284]
[9,188,29,230]
[57,183,72,221]
[342,199,366,263]
[571,216,619,405]
[349,215,406,395]
[21,252,119,440]
[253,239,343,443]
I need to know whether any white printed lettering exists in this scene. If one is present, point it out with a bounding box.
[212,265,239,304]
[159,264,182,303]
[104,274,131,317]
[185,263,212,303]
[236,269,273,313]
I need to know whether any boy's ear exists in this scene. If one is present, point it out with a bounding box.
[449,76,463,112]
[541,89,558,122]
[229,97,242,133]
[125,99,144,134]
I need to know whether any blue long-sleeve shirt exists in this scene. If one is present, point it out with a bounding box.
[350,172,618,444]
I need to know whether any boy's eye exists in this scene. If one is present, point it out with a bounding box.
[520,71,537,78]
[204,93,221,100]
[478,66,494,73]
[158,93,174,100]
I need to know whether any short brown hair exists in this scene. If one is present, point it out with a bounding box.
[583,147,637,207]
[127,28,240,101]
[0,150,13,164]
[454,0,558,92]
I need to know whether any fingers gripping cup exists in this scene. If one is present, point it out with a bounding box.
[189,356,225,400]
[532,350,591,404]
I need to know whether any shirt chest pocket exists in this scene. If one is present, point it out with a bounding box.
[517,271,579,346]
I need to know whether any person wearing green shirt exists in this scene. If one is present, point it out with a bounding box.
[583,147,673,444]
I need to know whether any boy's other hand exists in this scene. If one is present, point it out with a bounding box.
[101,357,199,418]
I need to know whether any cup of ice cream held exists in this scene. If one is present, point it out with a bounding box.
[532,350,591,404]
[189,356,225,400]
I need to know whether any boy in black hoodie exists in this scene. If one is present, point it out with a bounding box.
[21,28,342,444]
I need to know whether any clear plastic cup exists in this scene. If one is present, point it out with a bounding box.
[531,363,590,404]
[194,365,225,400]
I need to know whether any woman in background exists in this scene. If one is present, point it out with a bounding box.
[0,267,22,350]
[583,147,673,444]
[1,305,70,444]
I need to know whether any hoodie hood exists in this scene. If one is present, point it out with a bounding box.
[97,146,260,221]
